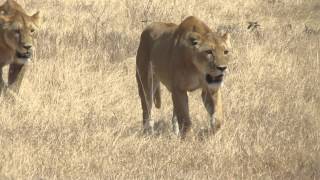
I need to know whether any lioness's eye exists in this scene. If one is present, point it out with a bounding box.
[224,50,229,55]
[30,29,35,33]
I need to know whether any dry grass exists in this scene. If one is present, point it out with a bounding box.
[0,0,320,179]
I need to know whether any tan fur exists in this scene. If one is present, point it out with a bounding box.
[0,0,40,95]
[136,16,232,138]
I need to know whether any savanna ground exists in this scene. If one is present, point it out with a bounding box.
[0,0,320,179]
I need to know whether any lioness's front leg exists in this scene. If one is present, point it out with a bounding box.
[172,90,191,138]
[8,63,26,93]
[171,109,179,136]
[201,89,223,133]
[0,68,5,95]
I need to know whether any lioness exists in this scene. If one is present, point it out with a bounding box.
[0,0,40,95]
[136,16,232,138]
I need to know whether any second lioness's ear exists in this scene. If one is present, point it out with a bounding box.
[31,11,41,27]
[222,33,231,47]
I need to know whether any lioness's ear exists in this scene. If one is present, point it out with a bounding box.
[31,11,41,27]
[222,33,231,47]
[188,32,201,47]
[190,37,199,46]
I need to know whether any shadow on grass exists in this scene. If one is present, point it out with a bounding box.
[114,117,220,142]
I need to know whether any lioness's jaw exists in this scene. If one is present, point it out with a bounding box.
[207,81,223,90]
[15,50,32,64]
[205,73,224,90]
[15,57,30,64]
[15,57,31,64]
[206,74,222,83]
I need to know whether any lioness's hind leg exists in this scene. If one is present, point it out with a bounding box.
[201,89,222,133]
[136,65,154,134]
[153,78,161,109]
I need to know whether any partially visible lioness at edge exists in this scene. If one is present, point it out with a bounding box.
[0,0,40,95]
[0,0,27,15]
[136,16,232,138]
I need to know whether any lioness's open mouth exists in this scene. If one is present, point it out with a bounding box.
[16,51,32,59]
[206,74,223,84]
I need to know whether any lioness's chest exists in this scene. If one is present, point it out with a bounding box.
[185,76,202,91]
[0,53,14,66]
[173,71,203,92]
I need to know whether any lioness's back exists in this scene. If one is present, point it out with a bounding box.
[141,22,178,43]
[137,22,178,66]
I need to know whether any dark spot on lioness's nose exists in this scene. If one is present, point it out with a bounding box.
[216,66,227,72]
[23,45,32,50]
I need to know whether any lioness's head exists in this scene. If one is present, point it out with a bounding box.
[0,0,26,15]
[0,12,40,64]
[188,31,231,90]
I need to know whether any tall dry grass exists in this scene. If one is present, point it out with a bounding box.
[0,0,319,179]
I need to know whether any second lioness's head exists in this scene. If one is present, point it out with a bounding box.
[0,12,40,64]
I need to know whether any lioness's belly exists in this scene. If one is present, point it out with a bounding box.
[152,58,203,92]
[150,38,174,90]
[148,28,203,92]
[152,60,172,91]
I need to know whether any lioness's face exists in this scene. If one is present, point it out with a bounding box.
[0,12,40,64]
[190,32,231,90]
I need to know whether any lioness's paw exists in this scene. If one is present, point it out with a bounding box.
[143,127,154,135]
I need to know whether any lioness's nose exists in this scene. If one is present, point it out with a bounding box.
[217,66,227,72]
[23,44,32,50]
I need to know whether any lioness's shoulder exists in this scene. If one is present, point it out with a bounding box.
[145,22,178,32]
[141,22,178,40]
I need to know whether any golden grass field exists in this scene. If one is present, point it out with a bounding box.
[0,0,320,179]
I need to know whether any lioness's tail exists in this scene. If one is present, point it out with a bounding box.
[154,84,161,109]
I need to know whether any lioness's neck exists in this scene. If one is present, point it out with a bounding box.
[0,29,11,50]
[0,28,15,65]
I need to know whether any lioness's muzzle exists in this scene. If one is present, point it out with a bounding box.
[206,74,224,84]
[16,50,33,59]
